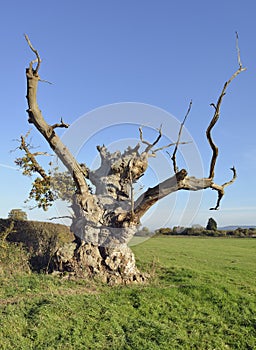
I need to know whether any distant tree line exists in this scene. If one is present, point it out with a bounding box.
[154,226,256,238]
[135,217,256,238]
[135,218,255,238]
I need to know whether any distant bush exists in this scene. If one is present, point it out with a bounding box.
[155,227,173,236]
[8,208,28,221]
[135,226,152,237]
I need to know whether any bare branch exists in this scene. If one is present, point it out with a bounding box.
[129,164,237,222]
[235,31,243,69]
[52,118,70,129]
[132,169,188,222]
[223,166,237,188]
[171,100,192,173]
[207,35,246,179]
[32,151,52,157]
[209,166,237,210]
[39,79,53,85]
[139,125,162,154]
[139,125,189,158]
[49,216,73,221]
[154,141,190,154]
[24,34,41,74]
[209,185,224,210]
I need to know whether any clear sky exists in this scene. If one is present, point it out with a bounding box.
[0,0,255,229]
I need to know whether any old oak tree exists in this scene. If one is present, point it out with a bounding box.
[17,35,245,284]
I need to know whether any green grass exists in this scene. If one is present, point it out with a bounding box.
[1,237,256,349]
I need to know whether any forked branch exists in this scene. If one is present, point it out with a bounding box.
[139,125,163,154]
[139,125,189,157]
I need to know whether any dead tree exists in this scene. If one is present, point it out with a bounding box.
[20,34,245,284]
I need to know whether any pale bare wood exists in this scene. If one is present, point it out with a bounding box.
[139,125,189,158]
[153,141,189,154]
[132,169,188,222]
[236,31,243,69]
[139,125,163,153]
[209,167,237,210]
[171,99,192,173]
[206,65,245,179]
[207,33,246,180]
[24,34,41,74]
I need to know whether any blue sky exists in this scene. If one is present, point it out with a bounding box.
[0,1,255,229]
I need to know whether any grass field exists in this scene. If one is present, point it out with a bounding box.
[1,237,256,349]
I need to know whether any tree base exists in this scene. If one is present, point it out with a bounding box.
[52,242,147,285]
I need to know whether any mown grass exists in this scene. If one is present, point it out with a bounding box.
[1,237,256,349]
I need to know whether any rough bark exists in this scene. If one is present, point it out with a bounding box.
[22,35,245,284]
